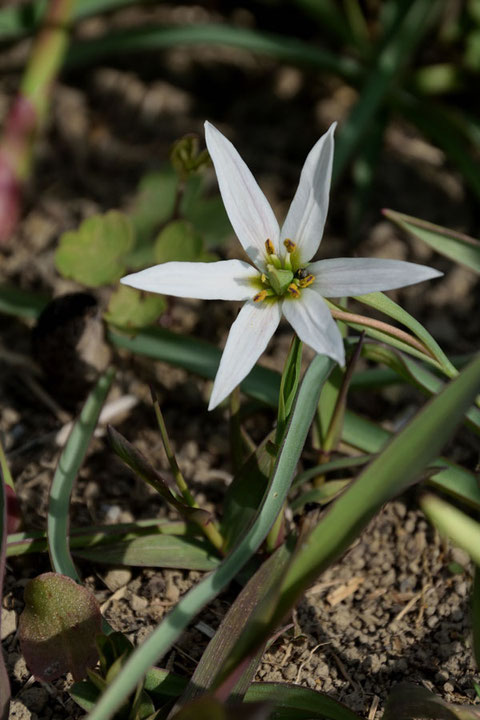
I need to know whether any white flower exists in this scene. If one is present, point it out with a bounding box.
[121,121,442,410]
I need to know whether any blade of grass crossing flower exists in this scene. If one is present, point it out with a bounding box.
[0,477,11,720]
[353,291,457,377]
[419,493,480,567]
[85,355,334,720]
[216,354,480,676]
[47,369,115,582]
[383,209,480,274]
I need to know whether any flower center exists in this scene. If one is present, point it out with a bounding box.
[253,239,315,303]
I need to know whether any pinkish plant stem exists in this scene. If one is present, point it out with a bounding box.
[0,0,74,245]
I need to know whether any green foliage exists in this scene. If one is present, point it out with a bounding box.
[55,211,134,287]
[18,572,101,681]
[74,533,220,571]
[105,286,166,330]
[384,209,480,274]
[170,135,210,181]
[154,220,214,264]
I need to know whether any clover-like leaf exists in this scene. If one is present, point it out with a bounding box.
[105,285,166,329]
[154,220,215,264]
[19,572,102,681]
[55,210,134,287]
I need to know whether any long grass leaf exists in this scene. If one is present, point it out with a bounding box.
[420,493,480,566]
[245,682,362,720]
[383,209,480,274]
[353,291,457,377]
[47,369,115,581]
[219,355,480,673]
[85,355,333,720]
[332,0,441,180]
[65,25,361,82]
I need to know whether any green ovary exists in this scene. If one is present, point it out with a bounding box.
[267,266,294,295]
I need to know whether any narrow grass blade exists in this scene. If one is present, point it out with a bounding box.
[85,355,333,720]
[332,0,440,180]
[474,567,480,671]
[47,369,115,582]
[178,544,292,706]
[419,493,480,566]
[219,355,480,674]
[245,682,362,719]
[0,284,48,319]
[291,480,350,512]
[65,25,361,83]
[383,683,480,720]
[397,93,480,202]
[353,291,457,377]
[383,209,480,274]
[0,477,11,720]
[73,534,220,571]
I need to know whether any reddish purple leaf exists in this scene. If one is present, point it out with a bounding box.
[0,479,11,720]
[5,484,21,533]
[19,572,101,681]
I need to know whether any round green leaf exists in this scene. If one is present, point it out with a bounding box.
[105,285,166,329]
[55,210,134,287]
[154,220,205,264]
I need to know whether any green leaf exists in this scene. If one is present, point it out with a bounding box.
[245,682,362,720]
[220,433,273,551]
[180,544,292,704]
[291,480,350,512]
[383,683,480,720]
[73,534,220,571]
[107,426,211,527]
[420,493,480,566]
[48,369,115,583]
[105,285,166,330]
[65,25,362,84]
[85,355,333,720]
[332,0,440,181]
[181,175,231,248]
[383,209,480,274]
[221,354,480,674]
[55,211,134,287]
[18,572,101,682]
[352,291,457,377]
[153,220,209,264]
[0,284,48,319]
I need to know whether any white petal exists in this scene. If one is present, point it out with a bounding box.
[281,123,336,264]
[309,258,443,297]
[208,300,282,410]
[282,288,344,365]
[205,121,280,270]
[121,260,258,300]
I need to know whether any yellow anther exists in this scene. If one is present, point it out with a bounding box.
[265,238,275,255]
[298,274,314,288]
[253,290,267,303]
[287,283,300,298]
[283,238,297,253]
[261,273,268,284]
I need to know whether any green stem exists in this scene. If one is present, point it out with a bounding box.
[151,389,225,554]
[0,438,14,490]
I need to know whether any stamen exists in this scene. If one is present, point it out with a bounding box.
[261,273,268,285]
[298,274,314,288]
[287,283,300,298]
[284,238,296,253]
[253,290,267,303]
[265,238,275,255]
